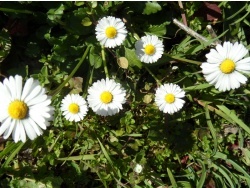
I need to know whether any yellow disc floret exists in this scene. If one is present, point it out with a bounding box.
[165,93,175,104]
[8,100,28,119]
[220,59,236,74]
[100,91,113,104]
[105,27,117,39]
[68,103,80,114]
[144,44,155,55]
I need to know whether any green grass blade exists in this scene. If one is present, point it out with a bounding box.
[50,45,91,98]
[3,142,25,167]
[184,83,212,91]
[226,159,250,180]
[217,105,250,135]
[167,168,178,188]
[196,159,206,188]
[212,163,235,187]
[0,142,18,159]
[212,171,227,188]
[97,138,114,166]
[204,103,218,155]
[57,155,96,161]
[196,100,235,124]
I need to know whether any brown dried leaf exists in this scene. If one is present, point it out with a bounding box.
[117,57,128,69]
[195,2,222,22]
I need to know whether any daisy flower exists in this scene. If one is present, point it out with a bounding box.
[135,35,164,64]
[155,83,185,114]
[60,94,88,122]
[0,75,54,143]
[87,78,126,116]
[95,16,127,48]
[201,41,250,92]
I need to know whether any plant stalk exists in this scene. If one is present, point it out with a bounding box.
[101,45,109,78]
[50,45,91,98]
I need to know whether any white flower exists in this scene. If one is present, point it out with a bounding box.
[201,41,250,92]
[0,75,54,143]
[172,66,178,70]
[87,78,126,116]
[60,94,88,122]
[135,35,164,63]
[95,16,127,48]
[134,164,143,174]
[155,83,185,114]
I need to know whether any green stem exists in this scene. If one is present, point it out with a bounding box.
[82,66,94,99]
[50,45,91,98]
[0,7,34,14]
[101,46,109,78]
[144,65,162,85]
[164,53,202,65]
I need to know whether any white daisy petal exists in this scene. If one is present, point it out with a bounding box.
[27,118,43,136]
[19,120,26,143]
[3,119,15,140]
[12,121,20,143]
[201,41,250,91]
[95,16,127,48]
[0,75,54,143]
[23,120,36,140]
[15,75,23,100]
[87,78,126,117]
[135,35,164,64]
[0,117,12,136]
[155,83,185,114]
[60,94,88,122]
[21,77,34,101]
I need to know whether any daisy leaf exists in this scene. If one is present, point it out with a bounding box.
[125,47,143,69]
[145,22,170,36]
[143,2,162,15]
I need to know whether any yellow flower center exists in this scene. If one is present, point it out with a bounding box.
[100,91,113,104]
[68,103,80,114]
[8,100,28,119]
[220,59,236,74]
[144,44,155,55]
[105,26,117,39]
[165,93,175,104]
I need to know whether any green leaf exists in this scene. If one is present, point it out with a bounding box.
[89,46,102,69]
[125,47,143,69]
[47,4,65,21]
[143,2,162,15]
[82,17,92,26]
[40,177,63,188]
[145,22,170,36]
[75,1,85,6]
